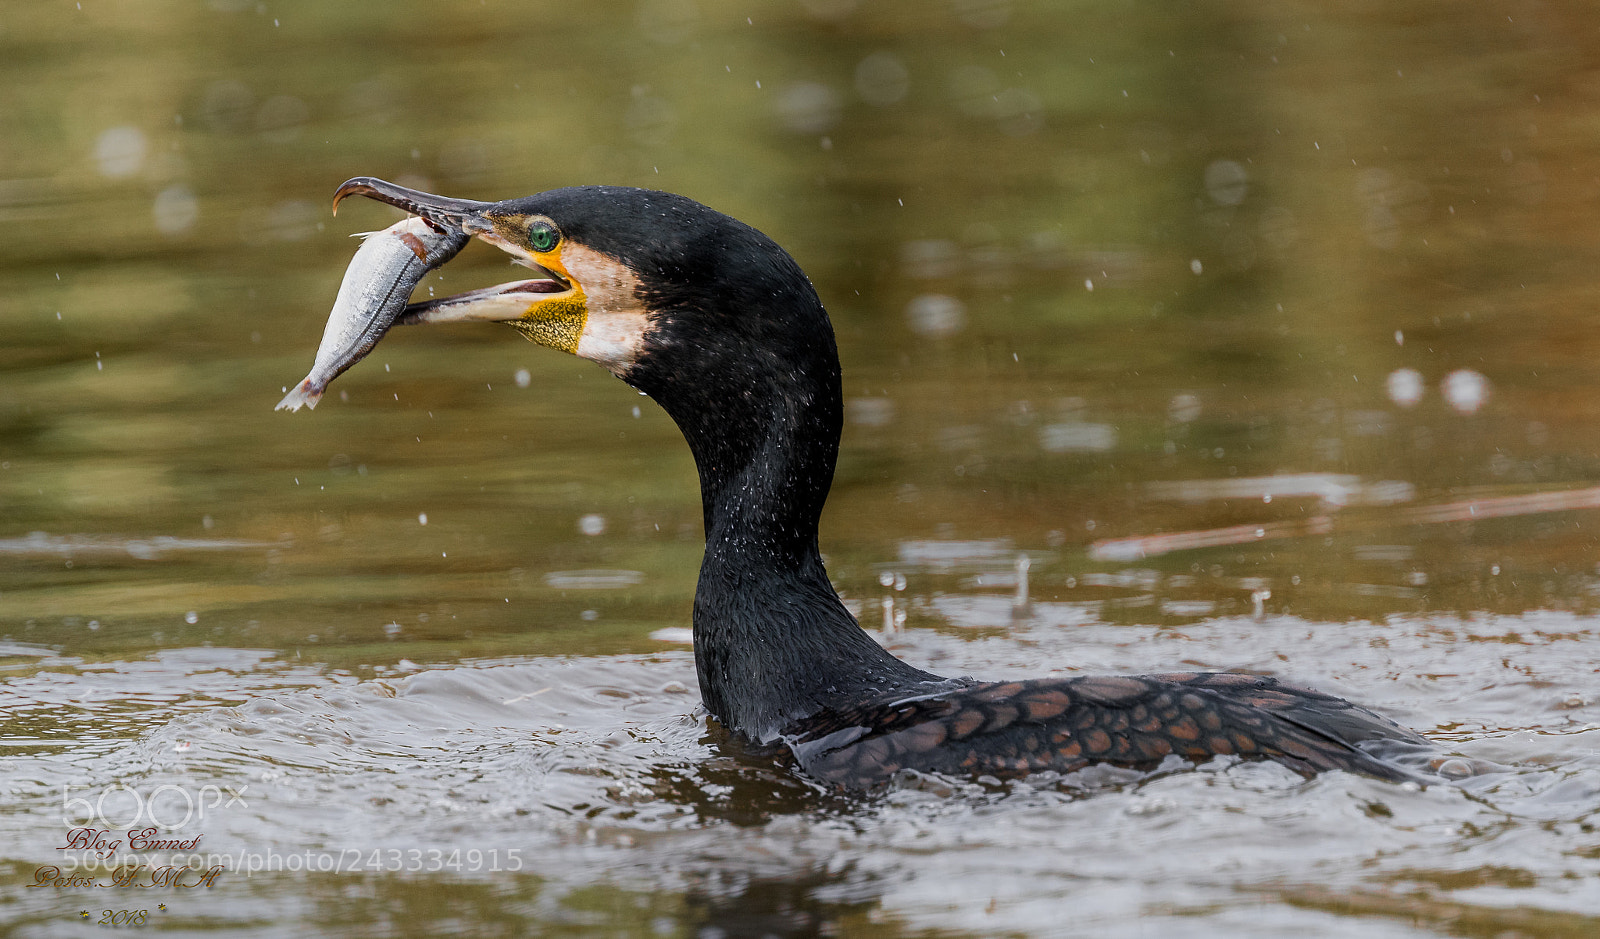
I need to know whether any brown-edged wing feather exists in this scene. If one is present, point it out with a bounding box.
[786,673,1431,789]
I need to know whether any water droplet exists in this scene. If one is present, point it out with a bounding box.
[1204,159,1249,206]
[847,398,894,427]
[1169,394,1201,423]
[1442,369,1489,414]
[774,82,841,133]
[153,185,199,235]
[855,51,909,106]
[905,294,966,337]
[1386,368,1424,408]
[94,126,147,178]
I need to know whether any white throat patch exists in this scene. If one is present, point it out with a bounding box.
[562,243,650,376]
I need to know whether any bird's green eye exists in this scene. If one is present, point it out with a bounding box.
[528,220,560,253]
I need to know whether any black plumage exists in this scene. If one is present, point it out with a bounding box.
[339,179,1438,789]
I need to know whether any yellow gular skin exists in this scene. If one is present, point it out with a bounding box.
[511,249,587,353]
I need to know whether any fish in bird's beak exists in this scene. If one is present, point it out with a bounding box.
[332,177,647,375]
[275,214,468,411]
[333,176,579,331]
[275,177,648,412]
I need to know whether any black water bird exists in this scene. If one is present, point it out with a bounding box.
[330,177,1434,788]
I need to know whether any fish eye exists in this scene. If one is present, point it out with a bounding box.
[527,219,560,253]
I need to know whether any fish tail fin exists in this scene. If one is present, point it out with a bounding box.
[275,379,324,412]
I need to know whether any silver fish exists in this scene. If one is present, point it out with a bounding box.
[276,216,468,411]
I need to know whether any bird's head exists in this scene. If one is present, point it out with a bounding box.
[333,177,833,390]
[334,177,843,516]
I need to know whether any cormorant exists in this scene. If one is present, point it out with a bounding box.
[328,177,1434,789]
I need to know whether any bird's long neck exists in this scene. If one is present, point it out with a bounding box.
[631,311,941,741]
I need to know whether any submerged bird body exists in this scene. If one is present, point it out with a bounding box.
[296,177,1434,787]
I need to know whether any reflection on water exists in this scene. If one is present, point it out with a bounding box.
[5,0,1600,935]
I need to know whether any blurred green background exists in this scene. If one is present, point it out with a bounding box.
[4,0,1600,671]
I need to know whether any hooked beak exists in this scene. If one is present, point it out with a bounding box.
[332,177,493,236]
